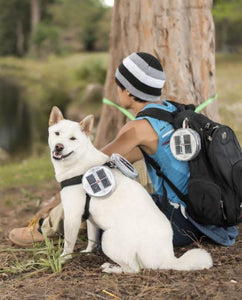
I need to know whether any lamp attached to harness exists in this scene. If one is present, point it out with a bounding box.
[82,153,138,198]
[83,166,115,198]
[170,118,201,161]
[110,153,138,179]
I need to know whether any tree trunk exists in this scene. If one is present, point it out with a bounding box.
[16,19,24,56]
[31,0,41,36]
[221,18,229,53]
[94,0,219,149]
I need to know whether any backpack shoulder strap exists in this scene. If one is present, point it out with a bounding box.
[136,101,195,123]
[140,149,188,204]
[136,108,175,124]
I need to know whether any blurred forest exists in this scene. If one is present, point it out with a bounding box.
[0,0,241,157]
[0,0,112,57]
[0,0,241,57]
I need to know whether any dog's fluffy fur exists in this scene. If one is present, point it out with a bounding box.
[48,106,212,273]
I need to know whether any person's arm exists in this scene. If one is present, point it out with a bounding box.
[124,147,143,163]
[101,121,142,162]
[101,119,158,163]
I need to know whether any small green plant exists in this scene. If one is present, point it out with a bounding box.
[0,248,41,275]
[0,234,64,276]
[35,232,63,273]
[1,252,36,275]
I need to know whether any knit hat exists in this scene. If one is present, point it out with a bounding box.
[115,52,165,102]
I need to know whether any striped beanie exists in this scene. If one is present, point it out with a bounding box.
[115,52,165,102]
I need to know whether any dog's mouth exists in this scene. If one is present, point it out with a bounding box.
[52,151,73,160]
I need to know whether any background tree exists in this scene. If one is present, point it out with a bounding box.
[48,0,111,52]
[0,0,57,56]
[0,0,30,56]
[95,0,219,148]
[31,0,41,36]
[213,0,242,52]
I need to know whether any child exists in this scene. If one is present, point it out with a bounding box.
[9,52,238,247]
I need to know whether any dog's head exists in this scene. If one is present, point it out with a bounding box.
[48,106,94,163]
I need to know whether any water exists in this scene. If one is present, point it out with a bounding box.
[0,77,31,154]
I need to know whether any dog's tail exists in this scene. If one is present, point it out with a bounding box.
[171,248,212,271]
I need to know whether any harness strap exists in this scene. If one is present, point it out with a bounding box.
[60,174,90,221]
[82,194,91,221]
[60,175,83,189]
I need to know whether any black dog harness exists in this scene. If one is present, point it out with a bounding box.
[60,162,115,221]
[59,158,138,221]
[60,174,91,221]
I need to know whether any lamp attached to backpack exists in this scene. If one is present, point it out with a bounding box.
[170,118,201,161]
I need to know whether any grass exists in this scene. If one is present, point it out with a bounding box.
[0,234,64,276]
[216,53,242,143]
[0,152,54,190]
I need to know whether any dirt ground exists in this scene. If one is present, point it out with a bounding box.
[0,182,241,300]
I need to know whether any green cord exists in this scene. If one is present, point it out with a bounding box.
[102,98,135,120]
[195,94,218,113]
[102,94,218,120]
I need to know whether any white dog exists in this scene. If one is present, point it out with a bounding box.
[48,106,212,273]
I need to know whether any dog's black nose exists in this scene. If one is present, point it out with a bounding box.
[55,143,64,153]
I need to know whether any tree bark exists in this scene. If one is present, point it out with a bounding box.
[31,0,41,36]
[94,0,219,149]
[16,19,24,56]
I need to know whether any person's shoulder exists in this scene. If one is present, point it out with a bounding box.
[118,119,152,139]
[125,118,150,130]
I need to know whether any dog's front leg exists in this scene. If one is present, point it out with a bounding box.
[61,215,82,261]
[61,213,82,262]
[81,219,99,252]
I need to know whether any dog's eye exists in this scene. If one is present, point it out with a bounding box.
[70,137,76,141]
[55,132,59,136]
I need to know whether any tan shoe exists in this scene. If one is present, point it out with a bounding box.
[9,217,45,247]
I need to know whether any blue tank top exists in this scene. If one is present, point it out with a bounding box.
[136,101,190,206]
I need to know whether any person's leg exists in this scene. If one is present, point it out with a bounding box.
[151,194,203,246]
[40,202,64,236]
[133,160,154,193]
[9,193,64,247]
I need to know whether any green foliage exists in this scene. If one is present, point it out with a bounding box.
[0,0,30,56]
[213,0,242,22]
[49,0,111,52]
[212,0,242,51]
[76,58,107,84]
[32,22,61,56]
[0,0,111,56]
[0,53,108,146]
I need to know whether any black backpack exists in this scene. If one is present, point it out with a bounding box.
[136,101,242,226]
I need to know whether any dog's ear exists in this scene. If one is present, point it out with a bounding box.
[80,115,94,136]
[49,106,64,127]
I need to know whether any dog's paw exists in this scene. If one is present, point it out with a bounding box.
[101,263,123,274]
[80,245,96,253]
[80,248,92,253]
[60,252,72,263]
[101,262,112,269]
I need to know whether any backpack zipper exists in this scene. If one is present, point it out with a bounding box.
[220,200,227,220]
